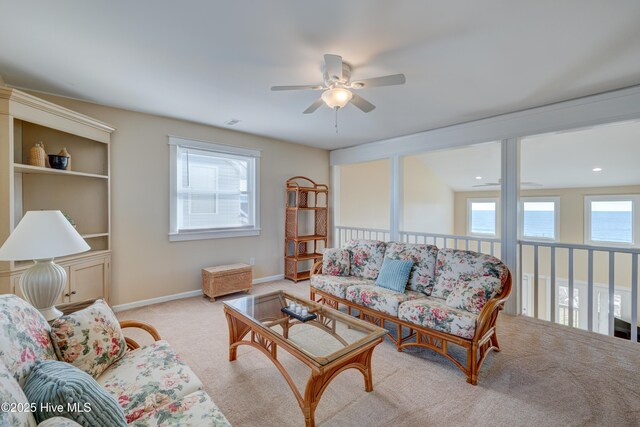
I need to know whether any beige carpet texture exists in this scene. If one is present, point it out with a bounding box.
[117,280,640,426]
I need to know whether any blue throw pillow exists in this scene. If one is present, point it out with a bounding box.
[23,360,126,426]
[375,258,414,293]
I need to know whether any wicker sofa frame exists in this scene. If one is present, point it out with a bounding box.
[310,262,512,385]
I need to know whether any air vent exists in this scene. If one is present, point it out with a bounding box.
[224,119,241,126]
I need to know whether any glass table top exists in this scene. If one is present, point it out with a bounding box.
[223,291,386,365]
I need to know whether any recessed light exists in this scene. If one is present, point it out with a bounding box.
[592,167,602,172]
[224,118,241,126]
[475,176,482,180]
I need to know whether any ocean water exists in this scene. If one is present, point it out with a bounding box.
[473,211,632,242]
[591,211,632,243]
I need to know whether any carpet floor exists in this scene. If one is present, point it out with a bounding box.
[117,280,640,426]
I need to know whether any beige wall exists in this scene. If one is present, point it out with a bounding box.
[337,157,455,234]
[33,93,329,306]
[403,155,454,234]
[338,159,390,229]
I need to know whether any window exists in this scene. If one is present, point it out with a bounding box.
[467,198,498,237]
[520,197,559,241]
[584,195,640,246]
[169,136,260,241]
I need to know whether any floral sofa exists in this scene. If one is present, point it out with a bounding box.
[310,240,512,385]
[0,295,230,426]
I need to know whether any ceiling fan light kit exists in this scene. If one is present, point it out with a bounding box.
[271,53,406,130]
[321,87,353,109]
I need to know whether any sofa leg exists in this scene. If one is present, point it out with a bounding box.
[468,343,478,385]
[491,332,501,352]
[397,324,403,352]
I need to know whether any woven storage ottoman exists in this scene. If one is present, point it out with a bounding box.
[202,263,252,302]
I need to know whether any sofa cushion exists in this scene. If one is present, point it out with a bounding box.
[398,297,478,339]
[345,240,387,280]
[23,359,126,427]
[0,295,56,386]
[432,248,507,299]
[345,285,424,317]
[310,274,375,299]
[375,259,414,293]
[97,340,203,424]
[384,242,438,294]
[322,248,350,276]
[36,417,83,426]
[445,276,503,314]
[0,360,37,427]
[128,391,231,427]
[50,299,126,379]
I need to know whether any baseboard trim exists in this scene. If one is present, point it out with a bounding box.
[112,274,285,312]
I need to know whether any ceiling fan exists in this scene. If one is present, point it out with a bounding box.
[271,54,406,115]
[473,179,543,188]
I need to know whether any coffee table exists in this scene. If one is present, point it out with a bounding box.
[223,290,387,427]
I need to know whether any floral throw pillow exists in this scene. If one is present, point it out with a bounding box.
[50,300,126,378]
[445,276,503,314]
[322,248,350,276]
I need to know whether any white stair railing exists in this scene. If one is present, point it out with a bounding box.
[333,225,639,343]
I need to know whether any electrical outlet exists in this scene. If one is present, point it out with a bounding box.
[249,257,255,266]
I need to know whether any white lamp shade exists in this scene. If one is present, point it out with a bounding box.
[321,88,353,109]
[0,211,90,261]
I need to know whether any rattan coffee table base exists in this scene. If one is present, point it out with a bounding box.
[224,307,383,427]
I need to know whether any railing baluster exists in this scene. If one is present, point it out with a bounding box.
[454,238,458,250]
[609,252,615,336]
[465,239,469,250]
[550,246,556,323]
[519,242,523,314]
[534,244,539,319]
[587,250,594,332]
[569,248,574,328]
[477,239,481,253]
[632,253,638,343]
[491,241,495,256]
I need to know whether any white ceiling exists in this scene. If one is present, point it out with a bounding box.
[411,120,640,191]
[1,1,640,150]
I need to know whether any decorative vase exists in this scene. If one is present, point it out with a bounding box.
[58,147,71,170]
[28,142,46,167]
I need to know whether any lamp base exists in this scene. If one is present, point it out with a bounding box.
[20,259,67,321]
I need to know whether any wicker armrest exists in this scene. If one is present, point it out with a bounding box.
[119,320,162,350]
[311,260,323,277]
[474,270,513,341]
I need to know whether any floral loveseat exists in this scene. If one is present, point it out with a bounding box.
[310,240,512,385]
[0,295,230,426]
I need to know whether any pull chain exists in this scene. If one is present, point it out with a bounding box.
[334,107,339,134]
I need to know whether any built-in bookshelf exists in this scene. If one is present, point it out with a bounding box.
[0,88,115,304]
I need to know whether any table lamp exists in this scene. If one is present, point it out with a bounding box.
[0,210,90,320]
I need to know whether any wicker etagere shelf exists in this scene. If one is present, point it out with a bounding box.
[284,176,328,282]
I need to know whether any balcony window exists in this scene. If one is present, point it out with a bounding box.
[584,195,639,246]
[467,198,498,237]
[520,197,559,241]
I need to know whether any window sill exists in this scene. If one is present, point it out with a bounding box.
[169,228,261,242]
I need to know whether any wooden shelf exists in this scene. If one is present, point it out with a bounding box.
[286,253,323,261]
[13,163,108,179]
[286,207,327,210]
[287,235,327,242]
[13,249,112,269]
[286,186,328,193]
[81,233,109,239]
[288,270,311,281]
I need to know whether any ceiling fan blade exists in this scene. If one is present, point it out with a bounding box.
[324,54,343,81]
[350,93,376,113]
[271,85,323,91]
[303,98,324,114]
[472,183,500,187]
[351,73,406,88]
